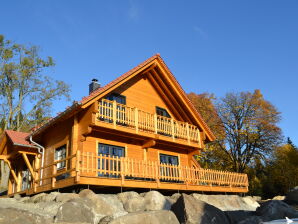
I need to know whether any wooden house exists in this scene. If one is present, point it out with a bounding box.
[0,54,248,196]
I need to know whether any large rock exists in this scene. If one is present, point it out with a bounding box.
[37,201,64,216]
[55,193,79,203]
[252,196,262,202]
[192,194,259,211]
[0,207,52,224]
[256,200,298,221]
[80,189,126,215]
[225,210,255,224]
[171,194,230,224]
[117,191,140,204]
[103,210,179,224]
[0,198,55,219]
[55,193,128,223]
[237,216,262,224]
[286,186,298,204]
[143,191,171,211]
[55,198,96,223]
[29,193,47,203]
[123,197,145,213]
[94,194,127,217]
[117,191,145,213]
[27,192,60,203]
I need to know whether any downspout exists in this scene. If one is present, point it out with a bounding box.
[29,136,45,185]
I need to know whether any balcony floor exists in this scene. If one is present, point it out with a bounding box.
[7,175,248,197]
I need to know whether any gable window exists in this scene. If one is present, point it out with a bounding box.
[156,106,171,118]
[55,145,66,170]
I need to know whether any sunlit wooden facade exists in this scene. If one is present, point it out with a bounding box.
[0,54,248,196]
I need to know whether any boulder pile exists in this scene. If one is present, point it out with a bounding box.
[0,189,297,224]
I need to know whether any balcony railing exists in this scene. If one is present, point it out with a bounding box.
[8,151,248,195]
[80,152,249,189]
[98,99,201,145]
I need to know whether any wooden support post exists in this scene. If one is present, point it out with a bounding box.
[17,169,22,192]
[135,108,138,133]
[21,153,35,181]
[75,150,80,183]
[154,113,158,134]
[52,164,57,188]
[113,100,117,128]
[5,160,18,188]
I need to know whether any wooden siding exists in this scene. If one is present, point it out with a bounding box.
[38,117,73,185]
[107,75,177,120]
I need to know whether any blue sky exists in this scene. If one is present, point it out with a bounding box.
[1,0,297,144]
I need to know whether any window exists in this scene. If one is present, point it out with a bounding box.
[156,106,171,118]
[156,107,171,136]
[55,145,66,170]
[106,93,126,105]
[98,143,125,177]
[98,143,125,157]
[160,154,179,165]
[100,93,127,125]
[160,153,180,182]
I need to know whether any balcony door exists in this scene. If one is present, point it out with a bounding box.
[98,143,125,177]
[100,93,126,124]
[159,154,180,182]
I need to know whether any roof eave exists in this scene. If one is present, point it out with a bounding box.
[27,102,82,140]
[13,143,39,149]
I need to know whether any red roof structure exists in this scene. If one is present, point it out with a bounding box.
[5,130,35,148]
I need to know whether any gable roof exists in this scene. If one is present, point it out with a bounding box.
[81,54,160,104]
[28,54,216,142]
[5,130,37,148]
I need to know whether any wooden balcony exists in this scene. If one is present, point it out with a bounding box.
[96,99,202,147]
[8,151,248,196]
[79,152,249,192]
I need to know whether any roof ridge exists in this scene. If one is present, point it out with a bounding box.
[80,54,160,104]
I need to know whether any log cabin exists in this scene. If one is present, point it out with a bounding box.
[0,54,248,196]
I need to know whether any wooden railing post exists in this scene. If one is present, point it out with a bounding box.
[197,129,201,147]
[75,150,81,183]
[113,100,117,128]
[154,114,158,134]
[52,164,57,188]
[120,157,125,185]
[155,161,160,188]
[186,123,190,144]
[171,118,175,141]
[135,108,138,133]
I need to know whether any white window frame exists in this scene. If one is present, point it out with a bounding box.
[55,145,66,170]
